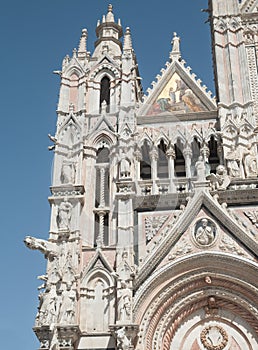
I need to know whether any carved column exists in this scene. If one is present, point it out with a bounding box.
[183,143,193,178]
[134,148,142,195]
[166,145,176,192]
[149,146,159,194]
[97,210,105,247]
[99,166,106,208]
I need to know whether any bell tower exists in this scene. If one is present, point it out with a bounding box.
[25,3,258,350]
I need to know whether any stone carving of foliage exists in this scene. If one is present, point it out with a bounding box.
[219,236,247,257]
[168,237,193,260]
[145,215,169,241]
[200,325,228,350]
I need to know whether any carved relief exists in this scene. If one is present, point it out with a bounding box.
[219,236,247,257]
[200,325,228,350]
[145,215,169,241]
[61,160,76,184]
[193,219,216,247]
[168,237,193,260]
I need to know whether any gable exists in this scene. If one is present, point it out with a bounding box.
[135,189,258,288]
[146,71,208,116]
[139,59,216,117]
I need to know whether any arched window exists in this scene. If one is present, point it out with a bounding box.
[208,136,220,173]
[100,76,110,112]
[157,140,168,178]
[174,139,186,177]
[140,141,151,180]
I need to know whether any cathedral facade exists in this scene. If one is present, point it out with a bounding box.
[25,1,258,349]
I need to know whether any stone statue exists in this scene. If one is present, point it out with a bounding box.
[36,286,60,326]
[59,286,76,324]
[116,327,131,350]
[57,199,73,231]
[24,236,57,259]
[226,146,241,178]
[171,32,180,53]
[118,282,132,322]
[207,165,230,190]
[60,161,76,184]
[119,151,131,178]
[243,146,257,178]
[195,219,215,246]
[195,156,207,182]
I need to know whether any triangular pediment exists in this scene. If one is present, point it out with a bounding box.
[82,249,114,279]
[136,189,258,288]
[139,59,216,117]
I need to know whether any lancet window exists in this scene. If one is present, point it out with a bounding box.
[100,76,111,112]
[208,136,220,173]
[174,139,186,177]
[140,141,151,180]
[157,140,169,178]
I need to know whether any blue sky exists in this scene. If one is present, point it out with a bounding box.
[1,1,213,348]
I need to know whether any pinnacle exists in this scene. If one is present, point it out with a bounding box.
[106,3,115,22]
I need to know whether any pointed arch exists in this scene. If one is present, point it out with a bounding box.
[100,76,111,112]
[134,253,258,350]
[80,268,115,333]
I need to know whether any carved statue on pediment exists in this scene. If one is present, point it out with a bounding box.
[207,165,230,190]
[24,236,58,259]
[60,160,76,184]
[57,199,73,231]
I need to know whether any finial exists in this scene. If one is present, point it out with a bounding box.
[123,27,133,51]
[106,4,115,22]
[72,48,77,58]
[170,32,181,60]
[78,28,87,55]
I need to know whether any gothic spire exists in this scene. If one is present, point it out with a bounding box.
[123,27,133,51]
[78,28,88,59]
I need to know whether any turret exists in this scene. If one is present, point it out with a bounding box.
[92,4,123,58]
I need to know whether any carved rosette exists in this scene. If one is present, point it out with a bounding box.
[200,325,228,350]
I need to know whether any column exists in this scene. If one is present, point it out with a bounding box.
[183,144,192,178]
[149,147,159,194]
[166,145,176,192]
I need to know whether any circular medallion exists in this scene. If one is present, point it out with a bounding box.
[200,325,228,350]
[194,218,216,247]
